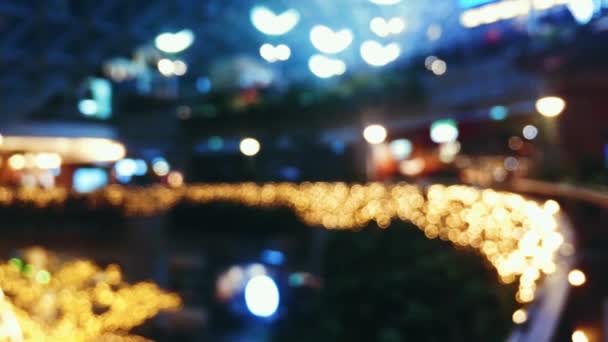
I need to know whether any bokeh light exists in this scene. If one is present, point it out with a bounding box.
[460,0,571,28]
[430,119,459,144]
[400,158,425,176]
[250,7,299,36]
[568,0,596,24]
[8,154,25,170]
[568,269,586,287]
[544,200,561,215]
[157,58,175,76]
[490,106,508,121]
[512,308,527,324]
[430,59,447,75]
[0,251,180,341]
[115,158,137,177]
[78,99,98,116]
[439,141,461,163]
[260,44,291,63]
[536,96,566,117]
[173,60,188,76]
[370,17,405,37]
[155,29,194,53]
[389,139,413,160]
[572,330,589,342]
[0,290,23,341]
[361,41,400,67]
[167,171,184,188]
[152,157,171,176]
[426,24,443,41]
[244,275,280,318]
[308,55,346,79]
[134,159,148,176]
[34,153,61,170]
[363,124,388,145]
[240,137,261,156]
[310,25,353,54]
[509,136,524,151]
[523,125,539,140]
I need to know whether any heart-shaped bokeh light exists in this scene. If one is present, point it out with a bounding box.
[310,25,353,54]
[360,40,401,67]
[308,54,347,78]
[259,44,291,63]
[250,7,300,36]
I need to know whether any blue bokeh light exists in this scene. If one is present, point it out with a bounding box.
[73,168,108,193]
[261,250,285,265]
[489,105,508,121]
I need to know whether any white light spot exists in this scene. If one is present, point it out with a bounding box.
[244,275,280,318]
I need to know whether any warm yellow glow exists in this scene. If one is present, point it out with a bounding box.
[512,308,527,324]
[572,330,589,342]
[536,96,566,118]
[0,183,565,305]
[0,250,181,341]
[8,154,26,170]
[0,137,126,163]
[0,290,23,342]
[167,171,184,188]
[400,158,425,176]
[240,138,261,157]
[34,153,62,170]
[568,269,586,287]
[544,200,561,215]
[363,124,387,145]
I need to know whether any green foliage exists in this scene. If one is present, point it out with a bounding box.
[274,221,516,342]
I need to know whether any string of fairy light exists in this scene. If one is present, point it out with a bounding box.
[0,183,566,309]
[0,247,181,342]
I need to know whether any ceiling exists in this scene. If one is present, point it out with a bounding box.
[0,0,479,122]
[0,0,596,124]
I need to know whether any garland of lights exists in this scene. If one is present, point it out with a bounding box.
[0,248,181,342]
[0,183,566,309]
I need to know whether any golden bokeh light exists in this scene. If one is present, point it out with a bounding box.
[512,308,527,325]
[8,154,26,170]
[572,330,589,342]
[0,250,181,342]
[0,182,566,306]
